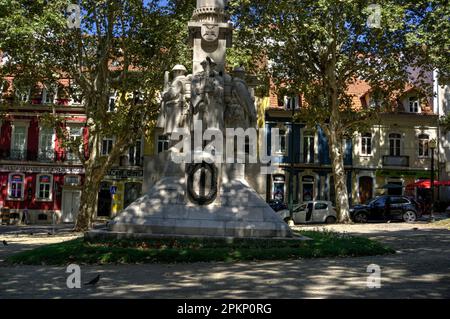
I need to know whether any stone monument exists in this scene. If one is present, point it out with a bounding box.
[107,0,292,238]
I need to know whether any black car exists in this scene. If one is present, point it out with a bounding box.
[268,200,288,212]
[350,195,421,223]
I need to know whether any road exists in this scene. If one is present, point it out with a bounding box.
[0,221,449,298]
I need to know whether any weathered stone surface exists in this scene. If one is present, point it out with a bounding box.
[109,176,292,238]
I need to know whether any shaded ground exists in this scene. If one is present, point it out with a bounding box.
[0,221,449,298]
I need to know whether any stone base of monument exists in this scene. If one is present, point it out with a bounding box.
[98,176,294,239]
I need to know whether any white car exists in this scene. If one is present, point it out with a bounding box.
[278,201,337,224]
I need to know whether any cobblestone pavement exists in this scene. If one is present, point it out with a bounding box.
[0,221,449,299]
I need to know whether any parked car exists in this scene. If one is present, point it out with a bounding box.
[278,201,337,224]
[350,195,420,223]
[268,199,288,212]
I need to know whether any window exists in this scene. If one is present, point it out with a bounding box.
[0,80,5,101]
[16,88,30,103]
[128,139,142,166]
[38,127,55,161]
[124,182,142,207]
[157,135,169,153]
[36,174,52,201]
[11,123,28,160]
[42,87,56,104]
[295,204,307,212]
[391,197,409,204]
[102,138,114,155]
[301,176,315,202]
[108,91,117,112]
[361,133,372,155]
[133,91,144,105]
[389,133,401,156]
[274,129,287,154]
[8,174,25,200]
[418,134,430,158]
[284,96,299,110]
[70,85,83,105]
[67,126,84,161]
[303,132,315,163]
[374,197,387,207]
[409,96,420,113]
[64,175,80,186]
[314,202,328,210]
[272,175,285,201]
[369,97,381,109]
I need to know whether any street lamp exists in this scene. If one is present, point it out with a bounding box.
[429,138,437,221]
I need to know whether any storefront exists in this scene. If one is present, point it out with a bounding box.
[0,165,84,224]
[99,168,144,219]
[269,168,353,205]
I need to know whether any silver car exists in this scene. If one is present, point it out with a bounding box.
[278,201,337,224]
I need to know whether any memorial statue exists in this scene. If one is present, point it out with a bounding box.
[108,0,293,239]
[159,64,190,134]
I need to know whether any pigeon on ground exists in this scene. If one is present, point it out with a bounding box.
[84,274,101,286]
[2,240,7,246]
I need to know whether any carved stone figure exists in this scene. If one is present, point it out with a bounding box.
[160,64,190,134]
[225,66,257,128]
[191,57,224,130]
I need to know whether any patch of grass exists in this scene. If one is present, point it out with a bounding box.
[6,230,395,265]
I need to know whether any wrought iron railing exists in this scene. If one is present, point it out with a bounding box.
[0,149,56,162]
[37,150,56,162]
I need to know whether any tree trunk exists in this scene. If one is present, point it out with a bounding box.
[328,131,352,223]
[74,165,103,232]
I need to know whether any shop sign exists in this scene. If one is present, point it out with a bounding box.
[106,169,144,179]
[0,165,84,174]
[11,174,24,182]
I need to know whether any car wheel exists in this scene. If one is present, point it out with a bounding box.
[325,216,337,224]
[354,212,368,223]
[402,211,417,223]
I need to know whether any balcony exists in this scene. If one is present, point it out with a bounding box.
[382,155,410,167]
[37,150,56,162]
[120,155,143,167]
[0,149,56,162]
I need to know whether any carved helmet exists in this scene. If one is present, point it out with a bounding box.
[171,64,187,73]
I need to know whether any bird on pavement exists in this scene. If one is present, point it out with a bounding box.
[84,274,101,286]
[2,240,7,246]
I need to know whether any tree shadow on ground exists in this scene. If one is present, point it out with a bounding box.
[0,227,448,299]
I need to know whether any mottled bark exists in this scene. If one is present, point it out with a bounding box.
[328,131,352,223]
[74,166,103,231]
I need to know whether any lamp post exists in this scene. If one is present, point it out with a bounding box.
[429,138,437,221]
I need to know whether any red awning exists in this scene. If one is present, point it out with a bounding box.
[406,180,450,189]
